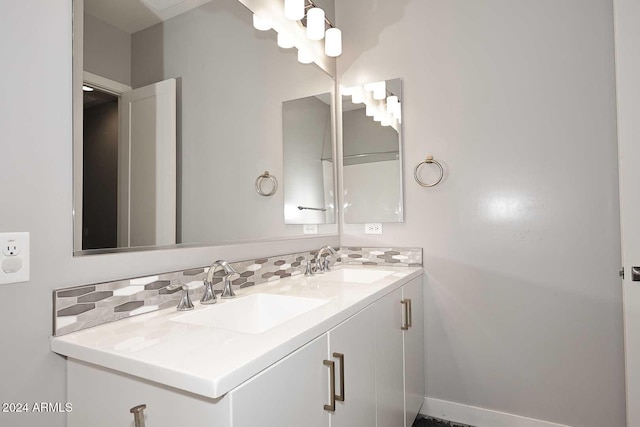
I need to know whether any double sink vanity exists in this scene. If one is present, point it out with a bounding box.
[51,264,424,427]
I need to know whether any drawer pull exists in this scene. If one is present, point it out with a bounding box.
[334,352,345,402]
[407,298,413,328]
[130,404,146,427]
[400,299,412,331]
[323,360,336,412]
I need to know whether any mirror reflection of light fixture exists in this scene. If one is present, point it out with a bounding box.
[277,32,295,49]
[252,14,272,31]
[343,84,402,132]
[365,81,386,100]
[351,86,364,104]
[82,85,94,92]
[297,48,313,64]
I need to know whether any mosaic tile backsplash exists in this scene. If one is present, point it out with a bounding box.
[53,247,422,336]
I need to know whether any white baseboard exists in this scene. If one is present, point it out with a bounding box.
[421,397,573,427]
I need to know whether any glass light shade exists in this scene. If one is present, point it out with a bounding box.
[284,0,305,20]
[252,14,271,31]
[307,8,325,40]
[277,32,295,49]
[325,28,342,57]
[373,108,384,122]
[373,82,386,100]
[351,87,364,104]
[386,95,399,113]
[297,49,313,64]
[381,115,393,126]
[365,103,374,117]
[341,86,354,96]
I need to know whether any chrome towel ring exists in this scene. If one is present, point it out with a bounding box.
[255,171,278,196]
[414,156,444,187]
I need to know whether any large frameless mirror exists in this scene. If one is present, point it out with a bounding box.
[342,78,404,223]
[73,0,337,254]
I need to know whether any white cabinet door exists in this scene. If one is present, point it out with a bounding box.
[231,335,330,427]
[374,287,405,427]
[328,306,377,427]
[68,359,231,427]
[403,276,425,427]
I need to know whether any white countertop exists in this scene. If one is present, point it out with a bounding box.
[51,265,423,399]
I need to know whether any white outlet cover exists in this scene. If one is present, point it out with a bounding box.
[303,224,318,235]
[365,223,383,235]
[0,232,30,285]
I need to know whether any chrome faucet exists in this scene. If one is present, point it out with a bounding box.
[316,246,337,273]
[202,260,238,304]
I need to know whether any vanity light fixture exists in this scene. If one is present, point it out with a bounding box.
[306,7,325,40]
[82,85,94,92]
[252,14,272,31]
[283,0,343,58]
[284,0,305,21]
[325,28,342,57]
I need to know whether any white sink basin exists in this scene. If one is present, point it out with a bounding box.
[317,268,395,284]
[171,294,329,334]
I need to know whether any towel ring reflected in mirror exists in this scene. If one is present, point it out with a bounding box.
[255,171,278,196]
[414,156,444,187]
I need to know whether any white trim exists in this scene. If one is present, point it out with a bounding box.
[83,71,131,95]
[421,398,573,427]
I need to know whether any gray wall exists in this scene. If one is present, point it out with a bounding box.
[337,1,625,427]
[0,2,337,426]
[84,13,131,86]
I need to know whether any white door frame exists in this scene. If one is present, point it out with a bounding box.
[613,0,640,425]
[73,71,131,251]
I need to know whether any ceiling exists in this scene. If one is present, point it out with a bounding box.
[84,0,212,34]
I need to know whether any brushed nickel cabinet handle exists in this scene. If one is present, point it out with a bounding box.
[333,352,345,402]
[401,299,409,330]
[407,298,413,328]
[130,404,146,427]
[323,359,336,412]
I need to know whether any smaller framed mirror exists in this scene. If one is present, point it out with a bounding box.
[283,92,336,225]
[342,78,403,223]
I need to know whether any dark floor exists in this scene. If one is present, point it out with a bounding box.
[412,415,475,427]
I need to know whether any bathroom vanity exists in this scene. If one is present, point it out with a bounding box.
[51,266,424,427]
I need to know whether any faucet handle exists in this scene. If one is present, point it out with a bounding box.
[177,285,194,311]
[305,258,315,276]
[201,278,217,305]
[220,274,236,299]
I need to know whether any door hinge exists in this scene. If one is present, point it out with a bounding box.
[620,268,625,279]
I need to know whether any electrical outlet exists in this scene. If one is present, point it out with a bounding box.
[303,224,318,235]
[3,239,21,256]
[0,232,30,285]
[365,223,383,235]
